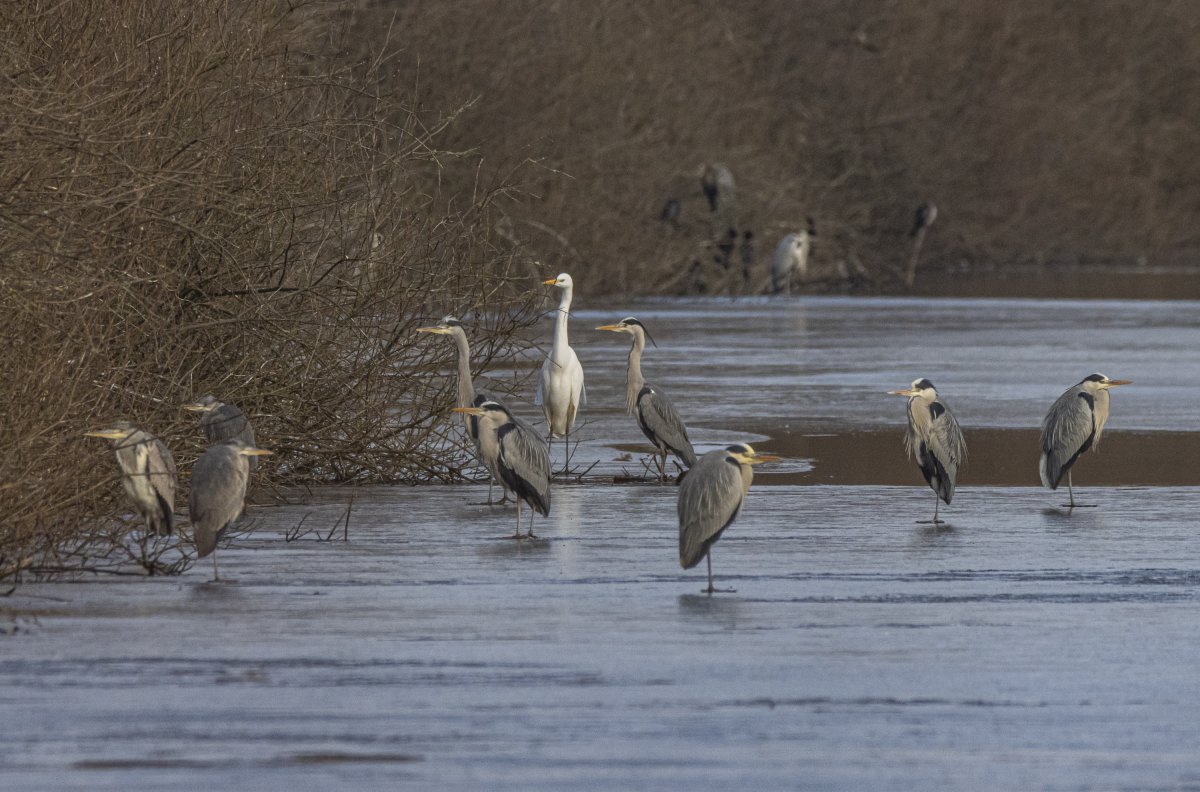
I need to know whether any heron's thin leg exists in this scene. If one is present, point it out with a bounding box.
[934,492,940,524]
[705,552,714,594]
[526,502,537,539]
[1067,472,1076,508]
[513,499,525,539]
[211,552,220,583]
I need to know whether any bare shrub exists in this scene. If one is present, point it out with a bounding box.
[0,0,540,578]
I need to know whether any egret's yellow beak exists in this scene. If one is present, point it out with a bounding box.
[84,429,127,440]
[1103,379,1132,387]
[596,324,623,332]
[542,278,558,286]
[452,406,486,416]
[239,448,274,457]
[415,326,450,335]
[887,388,917,397]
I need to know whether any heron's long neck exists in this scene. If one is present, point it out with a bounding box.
[550,286,573,360]
[625,329,647,415]
[1093,388,1111,445]
[452,330,475,408]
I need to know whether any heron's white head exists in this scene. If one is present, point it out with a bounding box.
[183,394,223,413]
[415,316,464,336]
[542,273,573,289]
[888,378,937,400]
[1080,373,1132,392]
[725,443,781,465]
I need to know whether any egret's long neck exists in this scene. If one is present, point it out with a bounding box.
[452,329,475,408]
[551,285,573,359]
[625,329,646,414]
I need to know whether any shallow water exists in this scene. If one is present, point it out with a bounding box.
[5,296,1200,790]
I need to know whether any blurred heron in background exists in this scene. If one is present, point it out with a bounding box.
[184,395,258,470]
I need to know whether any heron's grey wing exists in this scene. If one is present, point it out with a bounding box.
[499,416,551,516]
[1040,386,1095,489]
[202,404,247,444]
[925,401,967,502]
[677,452,743,569]
[189,447,247,557]
[149,438,177,535]
[639,385,697,467]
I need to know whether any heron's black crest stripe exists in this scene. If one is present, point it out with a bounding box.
[1083,373,1106,383]
[915,378,935,391]
[443,317,462,327]
[621,317,644,328]
[929,401,946,420]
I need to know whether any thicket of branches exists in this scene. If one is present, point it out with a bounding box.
[0,0,542,576]
[361,0,1200,294]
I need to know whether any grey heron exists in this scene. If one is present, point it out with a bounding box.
[596,317,697,481]
[699,163,736,214]
[537,273,586,469]
[183,395,258,470]
[454,402,550,539]
[189,439,272,580]
[416,316,507,505]
[1040,373,1131,507]
[678,443,778,593]
[888,378,967,523]
[85,422,177,537]
[770,219,816,294]
[904,202,938,288]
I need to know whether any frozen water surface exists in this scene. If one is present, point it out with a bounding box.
[4,297,1200,790]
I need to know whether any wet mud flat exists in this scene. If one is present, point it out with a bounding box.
[5,483,1200,790]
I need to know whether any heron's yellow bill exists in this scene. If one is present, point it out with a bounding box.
[542,277,558,285]
[746,454,781,464]
[239,448,274,457]
[1105,379,1133,387]
[181,402,208,412]
[595,324,623,332]
[415,326,450,335]
[887,388,917,397]
[452,406,486,416]
[84,429,128,440]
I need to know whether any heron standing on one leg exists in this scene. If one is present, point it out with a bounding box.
[536,273,586,473]
[454,402,550,539]
[596,317,696,482]
[183,395,258,471]
[416,316,508,505]
[678,443,778,594]
[189,439,272,580]
[888,378,967,524]
[1040,373,1131,508]
[85,422,177,537]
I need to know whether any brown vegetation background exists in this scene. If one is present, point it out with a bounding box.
[3,0,1197,574]
[362,0,1200,293]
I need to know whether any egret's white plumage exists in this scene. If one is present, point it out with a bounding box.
[536,273,586,443]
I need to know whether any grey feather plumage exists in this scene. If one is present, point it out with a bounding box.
[637,386,697,468]
[902,387,967,505]
[470,401,551,536]
[189,440,253,558]
[191,395,258,471]
[106,425,177,536]
[678,448,751,570]
[1040,377,1111,490]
